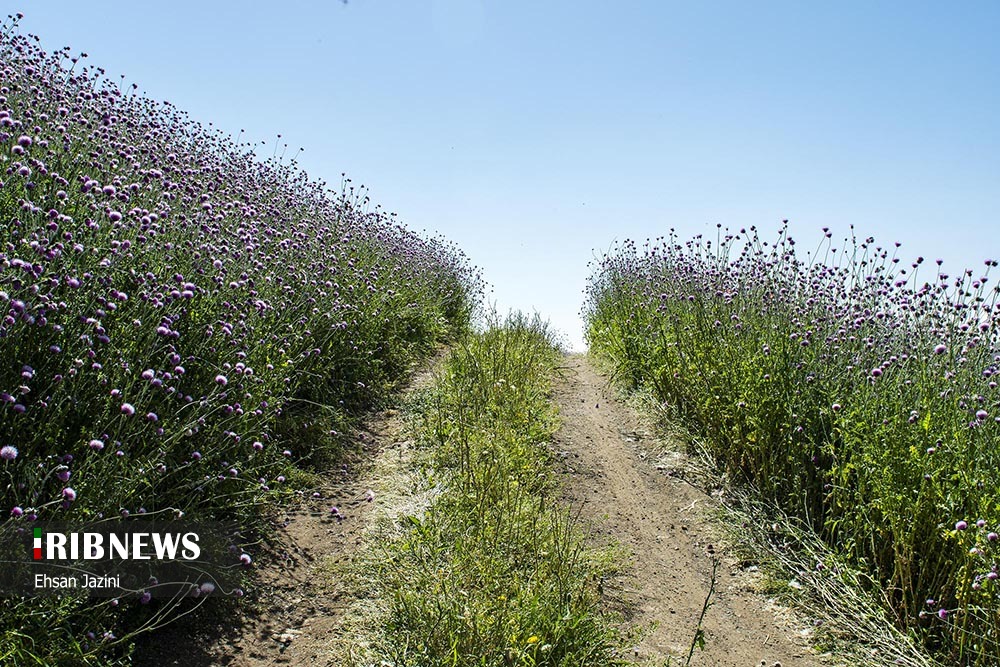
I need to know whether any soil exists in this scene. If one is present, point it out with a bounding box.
[551,354,822,666]
[136,353,824,666]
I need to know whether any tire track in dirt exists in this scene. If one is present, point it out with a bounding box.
[552,354,823,666]
[135,355,442,666]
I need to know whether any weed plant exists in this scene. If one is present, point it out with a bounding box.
[366,314,625,666]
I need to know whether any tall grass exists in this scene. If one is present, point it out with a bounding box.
[0,15,479,665]
[358,314,625,666]
[584,225,1000,664]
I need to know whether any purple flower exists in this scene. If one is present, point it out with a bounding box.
[956,520,969,531]
[870,368,883,378]
[934,344,947,355]
[0,445,18,461]
[10,506,23,518]
[214,374,228,386]
[88,439,105,451]
[239,553,252,565]
[140,591,152,604]
[976,410,988,421]
[121,403,135,416]
[62,487,77,502]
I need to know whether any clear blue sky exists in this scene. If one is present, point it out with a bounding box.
[19,1,1000,349]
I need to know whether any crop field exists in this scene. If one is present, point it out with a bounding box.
[585,225,1000,664]
[0,19,479,664]
[3,8,999,667]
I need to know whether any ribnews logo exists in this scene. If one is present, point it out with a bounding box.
[30,526,201,561]
[0,521,241,598]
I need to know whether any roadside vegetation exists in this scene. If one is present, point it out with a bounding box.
[0,15,479,665]
[584,224,1000,665]
[350,314,626,666]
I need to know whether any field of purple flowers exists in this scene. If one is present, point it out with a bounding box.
[0,15,479,664]
[585,225,1000,664]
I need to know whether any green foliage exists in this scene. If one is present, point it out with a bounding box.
[366,314,626,666]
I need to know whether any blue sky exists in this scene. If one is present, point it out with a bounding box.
[19,1,1000,349]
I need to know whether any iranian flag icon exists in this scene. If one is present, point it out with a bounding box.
[33,528,41,560]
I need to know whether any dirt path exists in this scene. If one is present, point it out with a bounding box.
[552,355,822,666]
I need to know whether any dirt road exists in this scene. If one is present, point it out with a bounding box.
[139,353,822,666]
[551,355,821,666]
